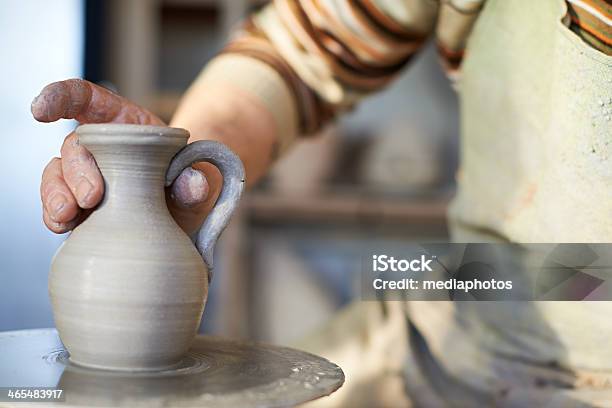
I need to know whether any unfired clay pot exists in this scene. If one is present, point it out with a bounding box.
[49,124,245,371]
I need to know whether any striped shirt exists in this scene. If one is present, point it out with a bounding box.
[222,0,612,135]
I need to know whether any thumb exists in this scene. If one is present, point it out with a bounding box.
[170,167,210,209]
[167,164,222,235]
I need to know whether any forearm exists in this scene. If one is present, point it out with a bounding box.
[171,82,277,188]
[168,0,441,188]
[171,54,300,184]
[167,55,299,231]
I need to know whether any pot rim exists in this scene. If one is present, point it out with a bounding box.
[76,124,190,146]
[77,124,189,139]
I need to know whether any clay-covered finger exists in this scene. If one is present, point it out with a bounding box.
[170,167,210,209]
[60,132,104,209]
[40,157,80,224]
[31,78,163,125]
[42,209,80,234]
[167,163,222,235]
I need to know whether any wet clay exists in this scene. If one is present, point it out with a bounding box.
[0,329,345,407]
[49,124,245,371]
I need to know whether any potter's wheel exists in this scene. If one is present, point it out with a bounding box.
[0,329,344,407]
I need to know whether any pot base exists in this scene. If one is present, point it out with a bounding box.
[68,356,190,373]
[0,329,344,407]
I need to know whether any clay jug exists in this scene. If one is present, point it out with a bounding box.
[49,124,245,371]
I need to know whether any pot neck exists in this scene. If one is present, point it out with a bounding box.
[82,141,186,209]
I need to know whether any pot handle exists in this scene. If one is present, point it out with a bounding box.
[165,140,245,280]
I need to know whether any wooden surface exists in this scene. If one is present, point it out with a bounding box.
[242,191,451,226]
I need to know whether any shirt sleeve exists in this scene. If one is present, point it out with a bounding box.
[435,0,485,80]
[210,0,485,141]
[224,0,438,135]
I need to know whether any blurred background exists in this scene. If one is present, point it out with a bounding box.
[0,0,458,345]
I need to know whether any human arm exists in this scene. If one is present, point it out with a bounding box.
[35,0,484,234]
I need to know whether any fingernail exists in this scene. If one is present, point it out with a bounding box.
[48,194,66,221]
[31,95,43,117]
[76,178,93,205]
[50,221,69,234]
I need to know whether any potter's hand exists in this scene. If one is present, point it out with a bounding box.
[32,79,210,233]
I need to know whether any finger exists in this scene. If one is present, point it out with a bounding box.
[59,132,105,209]
[40,157,80,224]
[43,209,80,234]
[170,167,210,209]
[31,79,164,125]
[167,163,222,235]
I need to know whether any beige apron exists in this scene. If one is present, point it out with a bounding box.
[405,0,612,407]
[300,1,611,407]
